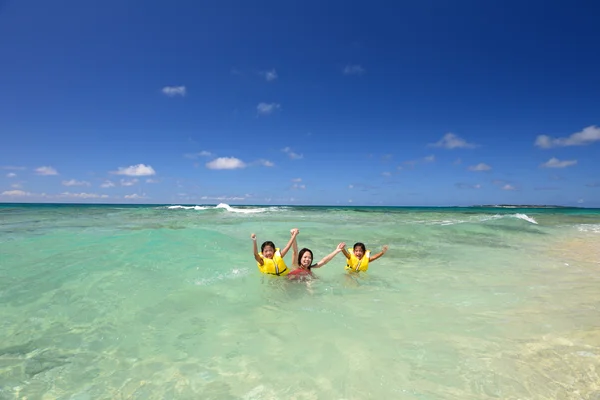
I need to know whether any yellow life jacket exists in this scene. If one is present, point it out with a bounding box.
[345,250,370,272]
[257,248,289,276]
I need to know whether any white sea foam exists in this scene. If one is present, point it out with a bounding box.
[214,203,267,214]
[166,203,277,213]
[577,224,600,233]
[167,205,210,210]
[477,214,504,222]
[167,206,213,211]
[513,213,538,224]
[194,267,250,286]
[415,213,537,226]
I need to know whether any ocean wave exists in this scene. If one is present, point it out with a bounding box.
[214,203,268,214]
[414,213,538,226]
[167,205,211,210]
[165,203,274,214]
[577,224,600,233]
[194,267,250,286]
[513,213,538,224]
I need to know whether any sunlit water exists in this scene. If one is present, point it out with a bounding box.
[1,203,599,399]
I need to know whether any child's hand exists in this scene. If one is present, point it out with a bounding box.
[382,245,389,253]
[337,242,346,250]
[290,228,299,236]
[251,233,256,240]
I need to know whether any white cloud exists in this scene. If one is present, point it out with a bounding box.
[468,163,492,171]
[535,125,600,148]
[348,185,354,189]
[382,171,392,177]
[502,184,517,191]
[185,151,212,159]
[35,166,58,175]
[257,159,275,167]
[6,173,16,178]
[343,65,365,75]
[261,69,278,81]
[206,157,246,170]
[453,158,462,165]
[124,193,148,199]
[112,164,156,176]
[578,198,584,204]
[291,183,306,190]
[455,183,482,189]
[162,86,186,97]
[1,190,31,196]
[540,157,577,168]
[292,178,302,183]
[11,183,22,189]
[62,179,91,187]
[100,180,115,188]
[282,147,303,160]
[423,155,435,163]
[429,133,478,149]
[257,102,281,115]
[146,179,159,183]
[58,192,108,199]
[120,178,139,186]
[200,195,246,201]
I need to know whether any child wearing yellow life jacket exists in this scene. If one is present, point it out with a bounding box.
[250,229,298,276]
[341,242,389,272]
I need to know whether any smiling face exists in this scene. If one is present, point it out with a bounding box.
[298,248,313,268]
[262,245,275,259]
[300,251,313,268]
[353,247,365,259]
[353,243,366,259]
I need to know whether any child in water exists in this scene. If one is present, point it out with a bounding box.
[250,229,298,276]
[341,242,389,272]
[288,229,346,281]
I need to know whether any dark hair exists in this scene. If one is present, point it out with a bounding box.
[353,242,366,252]
[298,248,313,266]
[261,241,276,252]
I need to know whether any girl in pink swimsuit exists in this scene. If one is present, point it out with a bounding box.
[288,228,345,281]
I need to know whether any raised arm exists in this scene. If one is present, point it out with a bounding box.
[313,242,346,268]
[251,233,263,264]
[291,229,300,267]
[280,228,299,258]
[368,245,389,262]
[341,244,352,259]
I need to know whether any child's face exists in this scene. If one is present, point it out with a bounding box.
[262,246,275,259]
[353,247,365,259]
[300,252,313,268]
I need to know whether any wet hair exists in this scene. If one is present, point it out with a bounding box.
[261,241,276,252]
[353,242,366,252]
[298,248,314,266]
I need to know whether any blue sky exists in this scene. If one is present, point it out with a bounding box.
[1,0,599,206]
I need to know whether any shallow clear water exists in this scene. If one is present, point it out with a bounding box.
[1,203,599,399]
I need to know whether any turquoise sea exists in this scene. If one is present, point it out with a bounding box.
[1,203,599,399]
